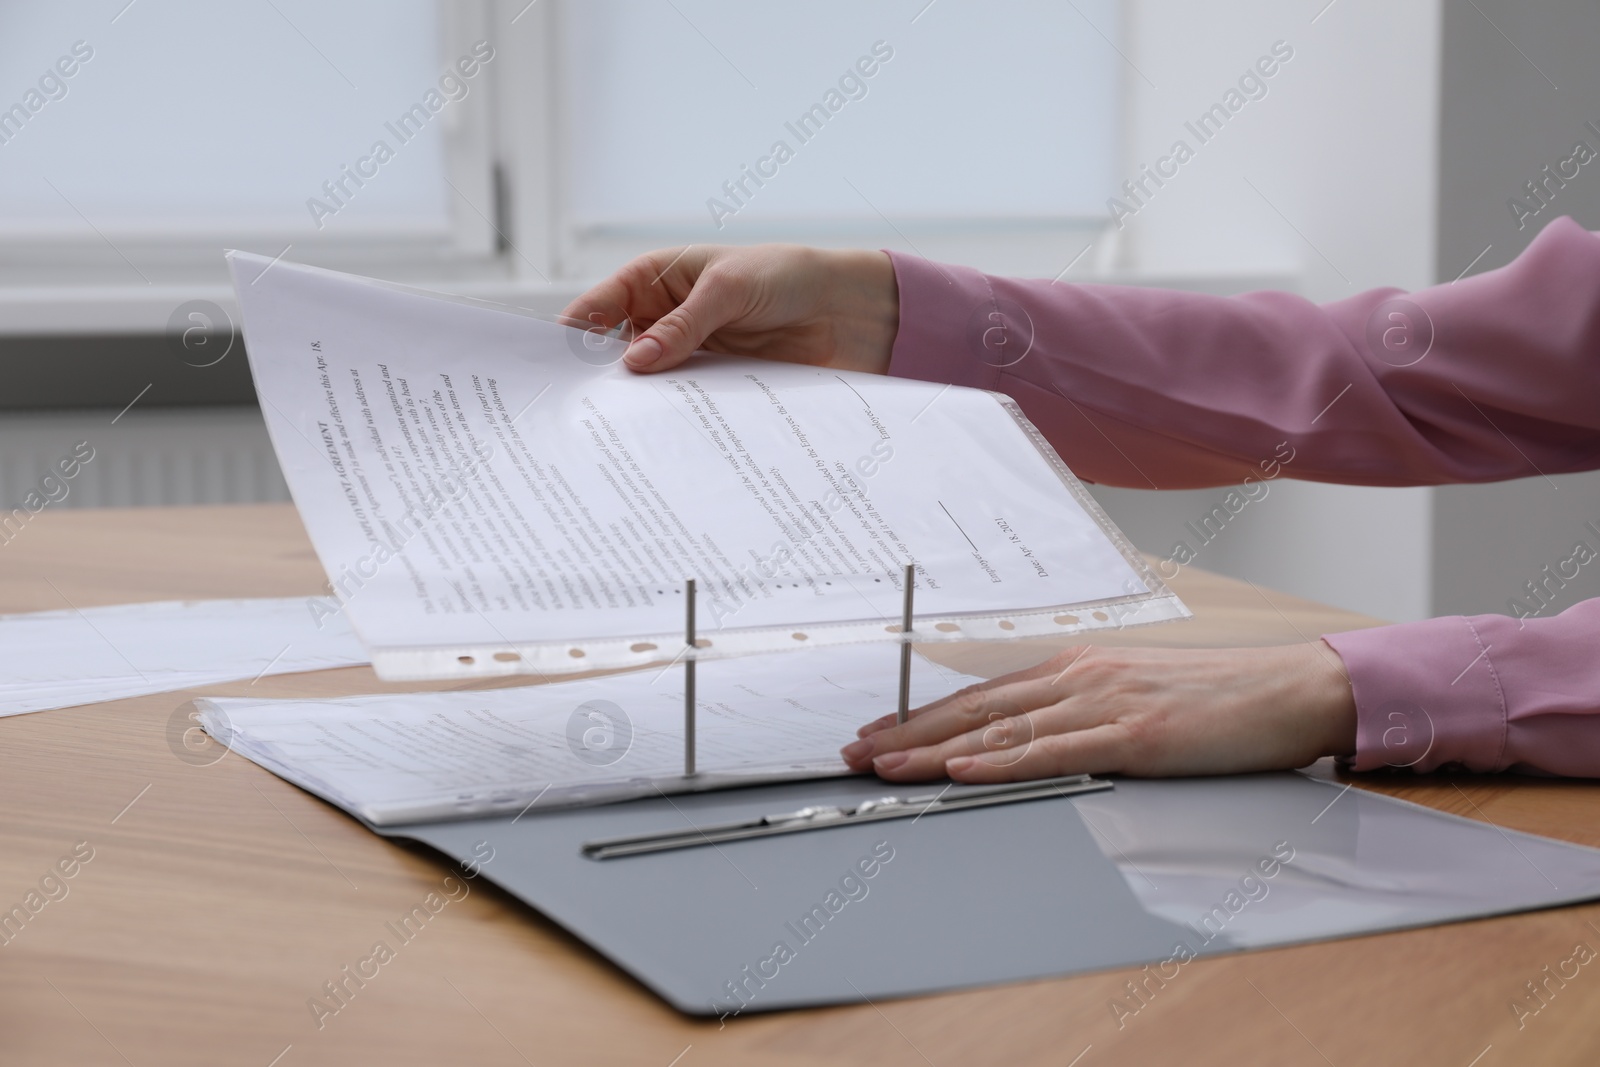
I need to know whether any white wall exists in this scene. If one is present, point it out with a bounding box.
[1429,0,1600,619]
[1085,0,1442,623]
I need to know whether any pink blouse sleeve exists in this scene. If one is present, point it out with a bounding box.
[884,216,1600,775]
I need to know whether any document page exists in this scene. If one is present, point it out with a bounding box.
[0,597,366,717]
[198,644,985,824]
[229,252,1186,679]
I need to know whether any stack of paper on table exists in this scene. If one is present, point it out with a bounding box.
[197,643,983,824]
[227,252,1188,682]
[0,597,368,717]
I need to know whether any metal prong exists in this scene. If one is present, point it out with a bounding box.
[684,578,697,778]
[897,563,914,725]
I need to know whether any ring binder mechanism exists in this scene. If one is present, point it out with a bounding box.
[580,773,1113,859]
[675,562,917,786]
[897,562,915,726]
[683,578,697,779]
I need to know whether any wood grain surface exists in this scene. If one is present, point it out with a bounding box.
[1,503,1596,1066]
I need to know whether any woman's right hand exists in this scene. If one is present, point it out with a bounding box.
[559,244,899,376]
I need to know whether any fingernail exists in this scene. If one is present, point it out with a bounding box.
[623,336,661,368]
[873,751,908,772]
[858,719,891,738]
[840,738,873,763]
[945,756,975,775]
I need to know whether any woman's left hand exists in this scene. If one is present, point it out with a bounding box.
[840,642,1358,782]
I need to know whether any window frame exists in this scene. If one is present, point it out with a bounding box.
[0,0,512,328]
[0,0,1172,335]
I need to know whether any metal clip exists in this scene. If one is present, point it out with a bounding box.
[581,773,1113,859]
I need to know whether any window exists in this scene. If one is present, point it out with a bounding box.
[557,0,1122,277]
[0,0,1122,332]
[0,0,498,291]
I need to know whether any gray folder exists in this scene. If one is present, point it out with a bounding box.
[376,771,1600,1016]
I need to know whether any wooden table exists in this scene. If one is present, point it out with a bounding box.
[2,503,1597,1066]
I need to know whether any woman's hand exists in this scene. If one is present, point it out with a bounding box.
[559,244,898,375]
[840,642,1359,782]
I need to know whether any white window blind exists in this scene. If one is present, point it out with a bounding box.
[0,0,1124,330]
[0,1,494,260]
[562,0,1122,236]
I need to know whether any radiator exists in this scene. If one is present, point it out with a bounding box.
[0,406,291,510]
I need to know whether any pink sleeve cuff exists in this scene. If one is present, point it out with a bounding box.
[884,250,1004,393]
[1323,617,1507,773]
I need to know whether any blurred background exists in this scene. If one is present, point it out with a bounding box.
[2,0,1596,625]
